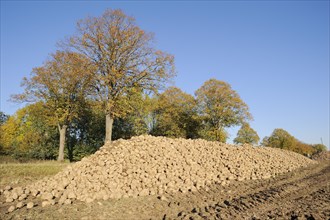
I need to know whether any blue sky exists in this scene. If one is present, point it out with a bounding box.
[1,1,329,148]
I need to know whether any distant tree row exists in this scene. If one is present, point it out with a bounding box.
[0,104,105,161]
[0,78,253,161]
[0,108,326,161]
[261,128,327,156]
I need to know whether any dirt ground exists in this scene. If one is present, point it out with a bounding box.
[1,161,329,220]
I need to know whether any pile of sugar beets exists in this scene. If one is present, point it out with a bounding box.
[1,135,315,212]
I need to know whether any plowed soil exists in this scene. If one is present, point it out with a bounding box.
[2,161,329,220]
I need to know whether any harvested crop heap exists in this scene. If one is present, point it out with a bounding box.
[1,135,316,209]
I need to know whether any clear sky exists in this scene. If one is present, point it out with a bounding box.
[1,1,329,148]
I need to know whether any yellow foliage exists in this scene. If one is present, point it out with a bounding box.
[0,116,19,151]
[196,79,252,142]
[67,9,175,119]
[263,128,318,156]
[153,87,199,139]
[13,51,94,128]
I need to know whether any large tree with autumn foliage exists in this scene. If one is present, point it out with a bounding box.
[195,79,252,142]
[13,51,93,161]
[65,9,175,143]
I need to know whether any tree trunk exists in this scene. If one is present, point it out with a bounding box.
[67,132,74,162]
[58,124,67,162]
[105,113,114,143]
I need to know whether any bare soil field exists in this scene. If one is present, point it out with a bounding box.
[1,136,329,219]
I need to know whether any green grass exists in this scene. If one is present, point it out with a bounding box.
[0,159,69,189]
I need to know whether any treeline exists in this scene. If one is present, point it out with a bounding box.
[0,9,326,161]
[0,87,326,161]
[0,80,253,161]
[262,128,327,157]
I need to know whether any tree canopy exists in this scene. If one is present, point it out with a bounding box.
[313,144,327,153]
[112,88,154,140]
[152,87,200,139]
[262,128,322,156]
[195,79,252,142]
[65,9,175,142]
[262,128,296,150]
[0,103,58,159]
[234,123,260,145]
[12,51,93,161]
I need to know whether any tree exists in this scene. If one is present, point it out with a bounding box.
[65,9,175,143]
[195,79,252,142]
[262,128,296,150]
[152,87,200,139]
[0,103,58,159]
[293,141,315,156]
[198,125,228,143]
[0,115,19,154]
[0,111,9,152]
[313,144,327,153]
[262,128,325,156]
[13,51,93,161]
[65,100,105,161]
[234,123,260,145]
